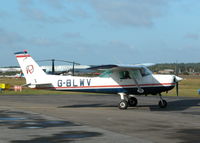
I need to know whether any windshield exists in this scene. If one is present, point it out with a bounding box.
[140,67,152,76]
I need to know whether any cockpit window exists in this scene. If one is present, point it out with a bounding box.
[99,67,152,78]
[140,67,152,76]
[129,70,141,79]
[119,71,131,79]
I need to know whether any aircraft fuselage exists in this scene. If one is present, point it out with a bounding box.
[34,74,176,95]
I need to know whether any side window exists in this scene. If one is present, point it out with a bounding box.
[99,70,113,77]
[119,71,131,79]
[140,68,146,76]
[130,70,141,79]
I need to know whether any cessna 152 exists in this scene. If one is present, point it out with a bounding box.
[15,50,182,109]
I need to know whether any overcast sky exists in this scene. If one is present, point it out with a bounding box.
[0,0,200,67]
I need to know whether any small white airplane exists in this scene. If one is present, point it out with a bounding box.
[14,50,182,109]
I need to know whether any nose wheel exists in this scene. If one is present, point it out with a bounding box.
[158,93,167,108]
[158,100,167,108]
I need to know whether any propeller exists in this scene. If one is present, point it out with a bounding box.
[175,63,179,96]
[176,80,179,96]
[174,76,182,96]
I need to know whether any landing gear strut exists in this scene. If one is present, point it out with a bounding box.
[158,93,167,108]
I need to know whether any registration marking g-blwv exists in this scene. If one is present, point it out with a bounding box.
[57,79,91,87]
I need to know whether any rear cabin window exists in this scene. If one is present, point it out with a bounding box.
[99,70,113,77]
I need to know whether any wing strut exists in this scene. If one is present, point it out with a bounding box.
[132,76,144,94]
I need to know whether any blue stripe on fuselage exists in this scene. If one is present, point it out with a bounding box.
[55,86,175,95]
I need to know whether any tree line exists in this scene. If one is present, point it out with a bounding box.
[150,63,200,75]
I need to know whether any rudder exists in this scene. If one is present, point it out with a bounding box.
[14,50,47,85]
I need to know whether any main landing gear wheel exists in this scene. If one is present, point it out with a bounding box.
[158,100,167,108]
[118,100,128,110]
[128,97,138,107]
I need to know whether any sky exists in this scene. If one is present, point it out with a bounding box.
[0,0,200,67]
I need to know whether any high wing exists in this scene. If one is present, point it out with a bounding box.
[88,63,155,71]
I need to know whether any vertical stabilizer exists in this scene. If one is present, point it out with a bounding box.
[14,50,47,85]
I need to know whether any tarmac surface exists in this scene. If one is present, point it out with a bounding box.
[0,93,200,143]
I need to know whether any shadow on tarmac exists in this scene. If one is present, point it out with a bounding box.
[58,104,116,108]
[58,98,200,112]
[149,98,200,112]
[11,131,102,143]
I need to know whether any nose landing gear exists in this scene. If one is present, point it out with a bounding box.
[158,93,167,108]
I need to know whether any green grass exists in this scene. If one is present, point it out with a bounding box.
[163,78,200,97]
[0,77,200,97]
[0,77,26,85]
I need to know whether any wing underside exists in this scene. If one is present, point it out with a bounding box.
[88,64,150,71]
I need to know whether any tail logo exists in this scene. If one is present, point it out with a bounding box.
[26,65,34,74]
